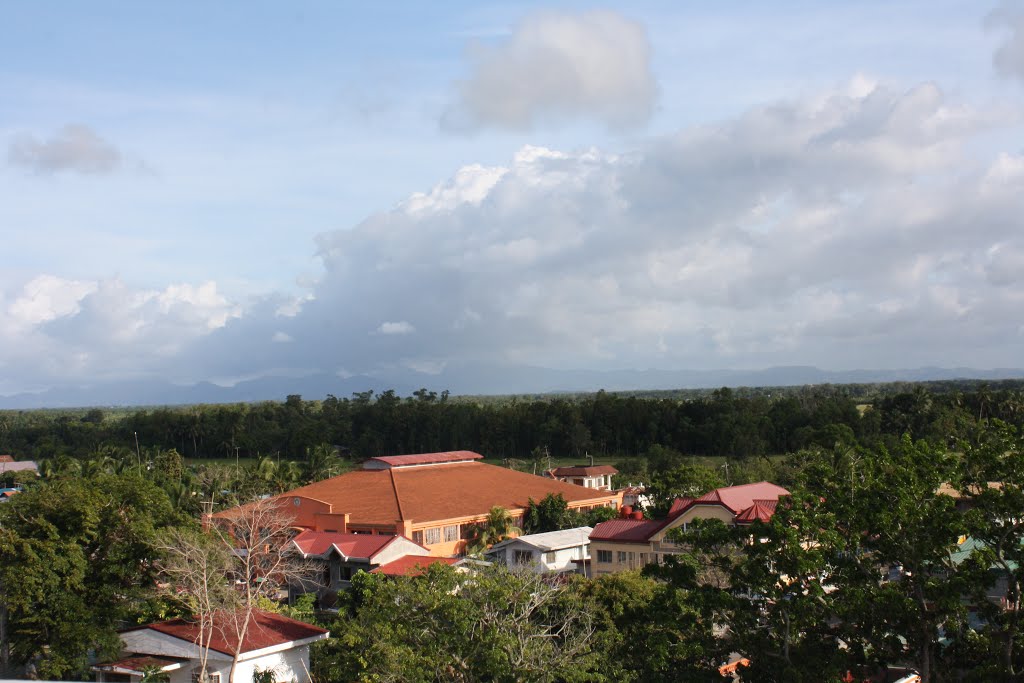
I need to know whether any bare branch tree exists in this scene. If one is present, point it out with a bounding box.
[157,498,320,683]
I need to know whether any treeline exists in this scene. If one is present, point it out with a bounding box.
[2,385,1024,463]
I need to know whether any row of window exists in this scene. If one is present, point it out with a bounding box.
[595,549,654,566]
[512,550,559,564]
[411,516,527,547]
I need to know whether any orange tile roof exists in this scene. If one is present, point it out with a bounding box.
[280,461,619,527]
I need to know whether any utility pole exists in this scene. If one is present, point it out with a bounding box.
[134,431,142,474]
[721,462,730,485]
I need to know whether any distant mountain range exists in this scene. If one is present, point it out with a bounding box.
[3,364,1024,409]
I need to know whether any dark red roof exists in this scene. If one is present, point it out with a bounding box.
[366,451,483,468]
[549,465,618,477]
[589,518,668,543]
[135,610,328,655]
[0,455,13,463]
[291,530,416,559]
[370,555,460,576]
[667,497,694,516]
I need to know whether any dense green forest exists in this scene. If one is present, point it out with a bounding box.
[4,383,1024,681]
[3,381,1023,464]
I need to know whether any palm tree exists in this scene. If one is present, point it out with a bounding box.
[304,443,342,483]
[466,506,522,554]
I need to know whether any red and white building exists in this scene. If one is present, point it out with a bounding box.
[589,481,790,575]
[93,611,328,683]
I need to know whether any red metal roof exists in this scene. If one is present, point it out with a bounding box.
[592,483,789,543]
[589,518,668,543]
[291,529,413,559]
[366,451,483,468]
[549,465,618,477]
[136,610,328,656]
[370,555,460,576]
[734,499,780,524]
[686,482,789,515]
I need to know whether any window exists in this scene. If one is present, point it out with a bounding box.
[596,550,613,563]
[617,551,627,563]
[424,527,441,545]
[412,530,424,545]
[514,550,533,565]
[544,551,558,564]
[192,670,221,683]
[444,525,460,543]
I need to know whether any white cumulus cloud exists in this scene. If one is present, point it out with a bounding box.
[443,10,657,131]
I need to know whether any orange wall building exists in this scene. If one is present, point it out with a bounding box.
[219,451,622,557]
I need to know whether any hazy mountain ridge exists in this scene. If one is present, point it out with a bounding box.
[3,365,1024,409]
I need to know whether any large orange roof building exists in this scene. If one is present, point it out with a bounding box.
[218,451,621,557]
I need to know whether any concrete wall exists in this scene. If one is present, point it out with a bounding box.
[590,541,657,576]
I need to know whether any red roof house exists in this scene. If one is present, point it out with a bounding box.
[370,556,463,577]
[590,482,790,576]
[99,611,328,683]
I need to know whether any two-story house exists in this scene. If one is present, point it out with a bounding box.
[589,482,790,575]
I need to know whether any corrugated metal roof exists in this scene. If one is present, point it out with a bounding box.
[489,526,594,552]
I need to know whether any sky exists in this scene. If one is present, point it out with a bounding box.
[2,1,1024,397]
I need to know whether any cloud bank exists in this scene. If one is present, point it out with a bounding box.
[444,10,657,130]
[8,124,122,175]
[3,79,1023,394]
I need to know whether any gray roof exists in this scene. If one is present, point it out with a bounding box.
[0,460,38,473]
[489,526,594,553]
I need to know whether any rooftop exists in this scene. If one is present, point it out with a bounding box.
[684,481,790,515]
[549,465,618,477]
[261,457,618,527]
[370,555,461,577]
[488,526,594,552]
[127,610,328,656]
[0,460,38,473]
[363,451,483,469]
[291,529,422,560]
[590,518,668,543]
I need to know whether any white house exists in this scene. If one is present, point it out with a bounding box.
[93,611,328,683]
[545,465,617,491]
[486,526,593,575]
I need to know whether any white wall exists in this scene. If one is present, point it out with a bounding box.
[495,542,588,573]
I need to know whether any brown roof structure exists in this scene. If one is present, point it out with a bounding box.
[275,457,618,526]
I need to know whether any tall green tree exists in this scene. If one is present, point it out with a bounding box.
[0,473,182,679]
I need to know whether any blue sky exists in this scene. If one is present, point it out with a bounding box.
[2,1,1023,396]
